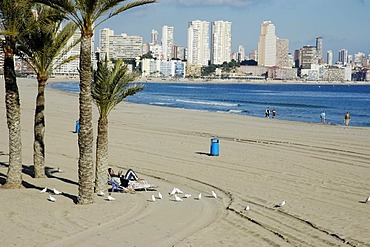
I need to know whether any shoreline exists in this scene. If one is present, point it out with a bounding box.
[20,76,370,86]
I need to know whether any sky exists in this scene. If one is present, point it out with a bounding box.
[98,0,370,61]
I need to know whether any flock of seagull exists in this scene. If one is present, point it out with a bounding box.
[40,167,370,209]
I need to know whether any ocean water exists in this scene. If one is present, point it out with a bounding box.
[49,82,370,127]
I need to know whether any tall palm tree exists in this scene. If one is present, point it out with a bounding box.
[0,0,33,188]
[36,0,156,204]
[92,58,143,193]
[17,5,79,178]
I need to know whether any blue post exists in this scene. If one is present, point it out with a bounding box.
[210,138,220,156]
[75,120,80,133]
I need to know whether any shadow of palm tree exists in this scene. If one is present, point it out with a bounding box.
[195,151,213,156]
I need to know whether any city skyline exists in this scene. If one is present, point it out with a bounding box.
[99,0,370,61]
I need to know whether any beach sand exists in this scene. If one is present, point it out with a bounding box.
[1,78,370,246]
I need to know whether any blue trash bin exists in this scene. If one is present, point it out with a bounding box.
[210,138,219,156]
[75,120,80,133]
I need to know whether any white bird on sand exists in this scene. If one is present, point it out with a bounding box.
[365,196,370,203]
[107,195,115,201]
[175,188,183,194]
[48,195,56,202]
[184,194,191,198]
[174,194,183,202]
[151,194,156,202]
[40,187,47,193]
[169,188,177,196]
[276,200,286,207]
[245,206,250,211]
[158,192,163,199]
[97,191,105,196]
[57,167,63,173]
[211,191,217,199]
[197,193,202,200]
[53,188,62,195]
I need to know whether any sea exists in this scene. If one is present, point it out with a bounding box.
[49,82,370,127]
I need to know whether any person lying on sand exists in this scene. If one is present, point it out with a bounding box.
[108,167,142,187]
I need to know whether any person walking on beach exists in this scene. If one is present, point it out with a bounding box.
[320,111,326,124]
[272,108,276,118]
[265,107,270,118]
[344,112,351,126]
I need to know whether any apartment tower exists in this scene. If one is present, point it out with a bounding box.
[211,20,232,65]
[257,21,277,66]
[162,25,174,60]
[187,20,210,66]
[316,37,323,60]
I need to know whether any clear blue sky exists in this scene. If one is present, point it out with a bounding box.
[98,0,370,61]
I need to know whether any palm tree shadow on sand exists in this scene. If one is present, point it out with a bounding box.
[195,151,213,156]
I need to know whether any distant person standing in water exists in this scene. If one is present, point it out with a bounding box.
[272,108,276,118]
[344,112,351,126]
[265,107,270,118]
[320,111,326,124]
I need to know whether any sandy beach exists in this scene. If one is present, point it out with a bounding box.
[1,78,370,246]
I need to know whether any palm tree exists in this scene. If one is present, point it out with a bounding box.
[36,0,156,204]
[0,0,33,188]
[92,58,143,193]
[17,5,79,178]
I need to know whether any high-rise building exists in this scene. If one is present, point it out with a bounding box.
[316,37,323,60]
[53,28,81,75]
[162,25,174,60]
[338,49,348,65]
[151,29,158,45]
[301,45,318,69]
[99,28,114,61]
[276,38,289,68]
[249,50,258,61]
[187,20,210,66]
[211,20,232,65]
[238,45,246,62]
[327,50,333,65]
[257,21,277,66]
[99,28,143,61]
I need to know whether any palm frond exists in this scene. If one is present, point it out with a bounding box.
[92,57,143,117]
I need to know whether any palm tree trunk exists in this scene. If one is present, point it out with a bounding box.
[95,116,108,193]
[77,33,94,204]
[3,42,22,188]
[33,74,47,178]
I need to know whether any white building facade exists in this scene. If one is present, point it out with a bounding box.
[162,26,174,60]
[187,20,210,66]
[211,20,232,65]
[257,21,277,66]
[99,28,143,61]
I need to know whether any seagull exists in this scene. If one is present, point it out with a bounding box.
[276,200,286,207]
[175,188,183,194]
[245,206,250,211]
[174,194,183,202]
[107,195,115,201]
[53,188,62,195]
[211,191,217,199]
[40,187,47,193]
[57,167,63,173]
[365,196,370,203]
[158,192,163,199]
[197,193,202,200]
[48,195,56,202]
[97,191,105,196]
[169,188,177,196]
[184,194,191,198]
[151,195,156,202]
